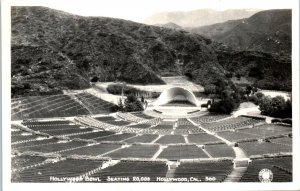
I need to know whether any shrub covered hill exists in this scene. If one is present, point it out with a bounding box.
[11,7,291,98]
[189,9,292,55]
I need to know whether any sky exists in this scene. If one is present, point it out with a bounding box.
[6,0,298,23]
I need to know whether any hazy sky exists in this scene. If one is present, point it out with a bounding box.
[8,0,296,23]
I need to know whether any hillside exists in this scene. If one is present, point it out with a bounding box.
[189,19,242,39]
[11,7,292,98]
[11,45,90,97]
[144,9,259,28]
[215,49,292,91]
[11,6,228,98]
[189,9,291,55]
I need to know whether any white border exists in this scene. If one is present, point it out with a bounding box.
[1,0,300,191]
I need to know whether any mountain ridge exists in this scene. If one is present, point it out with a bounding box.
[187,9,291,54]
[144,9,260,28]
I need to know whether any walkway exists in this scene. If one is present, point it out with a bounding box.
[224,167,247,182]
[188,118,250,182]
[68,94,93,114]
[165,162,178,180]
[95,76,204,93]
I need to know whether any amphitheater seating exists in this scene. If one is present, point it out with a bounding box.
[75,116,114,130]
[76,116,163,135]
[68,131,116,140]
[40,127,94,136]
[154,129,174,135]
[11,129,27,137]
[201,117,263,132]
[22,120,70,126]
[127,124,152,129]
[188,128,206,134]
[174,160,233,182]
[155,135,185,144]
[217,131,261,142]
[131,112,154,119]
[269,137,292,146]
[117,112,145,123]
[11,154,48,170]
[12,158,105,182]
[177,118,193,126]
[141,117,161,126]
[94,133,136,142]
[60,143,122,156]
[151,124,174,130]
[94,116,116,121]
[12,93,118,120]
[11,95,90,120]
[174,124,205,134]
[176,125,197,130]
[23,121,94,136]
[12,124,23,130]
[11,92,293,183]
[237,125,291,137]
[253,124,292,132]
[102,120,131,126]
[26,124,81,131]
[188,133,222,144]
[11,133,44,143]
[158,145,209,160]
[238,141,292,156]
[22,121,97,137]
[204,144,236,158]
[94,116,131,126]
[173,129,194,135]
[89,161,168,182]
[74,93,116,114]
[105,145,160,159]
[75,116,131,134]
[190,114,230,124]
[12,138,59,149]
[173,129,189,135]
[124,134,159,143]
[240,156,292,182]
[15,140,88,153]
[160,121,176,126]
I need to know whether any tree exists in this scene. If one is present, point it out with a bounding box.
[259,96,291,118]
[245,85,252,97]
[141,96,144,103]
[284,99,292,117]
[208,90,240,114]
[255,92,264,99]
[271,96,286,117]
[117,98,124,111]
[215,79,227,95]
[204,85,216,94]
[248,95,259,105]
[207,79,241,114]
[91,76,99,82]
[208,98,236,114]
[124,94,144,112]
[259,96,274,115]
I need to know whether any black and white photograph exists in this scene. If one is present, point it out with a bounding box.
[1,0,300,190]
